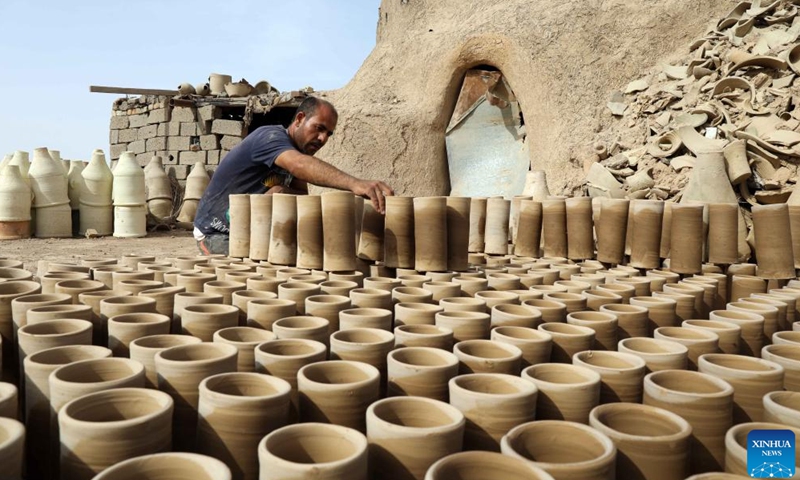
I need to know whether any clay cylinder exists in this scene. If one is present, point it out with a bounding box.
[254,338,327,412]
[617,337,688,373]
[425,451,554,480]
[763,390,800,428]
[484,197,510,255]
[386,347,458,401]
[384,197,415,268]
[0,418,25,480]
[491,326,551,367]
[330,328,393,382]
[723,422,800,477]
[154,342,238,452]
[129,334,202,388]
[107,313,170,357]
[714,308,765,357]
[789,205,800,270]
[566,311,618,351]
[321,191,356,272]
[58,387,173,480]
[393,324,453,350]
[501,420,616,480]
[599,304,648,339]
[515,200,542,258]
[698,353,784,424]
[91,452,232,480]
[468,197,487,253]
[573,350,646,404]
[643,370,734,473]
[267,194,297,266]
[249,194,272,261]
[197,372,291,480]
[17,319,93,369]
[565,197,594,260]
[395,303,441,326]
[448,373,537,452]
[682,319,742,355]
[453,339,522,375]
[358,201,385,262]
[708,203,739,265]
[298,360,380,432]
[228,194,250,259]
[413,197,448,272]
[596,199,629,265]
[590,402,692,480]
[446,197,470,271]
[538,322,594,363]
[296,195,323,269]
[181,304,239,342]
[246,299,296,331]
[670,203,704,274]
[173,292,223,334]
[654,326,719,371]
[366,396,465,480]
[258,423,368,480]
[213,327,274,373]
[521,363,601,424]
[752,204,795,279]
[629,200,664,269]
[541,198,567,258]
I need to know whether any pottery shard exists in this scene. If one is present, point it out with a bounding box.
[607,91,627,116]
[625,78,650,93]
[586,162,626,198]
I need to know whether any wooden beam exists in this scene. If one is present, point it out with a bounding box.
[90,85,178,96]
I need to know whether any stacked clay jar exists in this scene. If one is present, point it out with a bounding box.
[1,188,800,479]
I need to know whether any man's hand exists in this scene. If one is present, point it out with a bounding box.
[352,179,394,214]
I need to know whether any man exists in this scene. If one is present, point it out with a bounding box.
[193,96,394,255]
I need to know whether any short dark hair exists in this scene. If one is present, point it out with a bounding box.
[293,96,337,121]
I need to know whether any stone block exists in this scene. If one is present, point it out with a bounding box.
[110,115,129,130]
[146,137,167,151]
[180,122,198,136]
[166,121,181,136]
[128,139,146,154]
[109,130,118,144]
[220,135,242,150]
[157,123,167,137]
[110,143,127,160]
[129,113,149,128]
[168,165,190,180]
[197,120,212,135]
[211,119,245,137]
[163,152,179,165]
[167,136,191,151]
[138,124,158,140]
[179,151,206,165]
[136,153,151,167]
[198,105,221,122]
[148,108,171,124]
[171,106,197,123]
[200,135,220,151]
[207,150,221,165]
[118,128,138,143]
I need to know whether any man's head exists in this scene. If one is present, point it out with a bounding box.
[288,97,338,156]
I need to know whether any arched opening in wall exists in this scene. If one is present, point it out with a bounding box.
[445,66,528,198]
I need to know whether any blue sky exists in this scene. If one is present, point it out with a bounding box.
[0,0,381,160]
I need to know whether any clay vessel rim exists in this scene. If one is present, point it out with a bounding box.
[394,324,452,335]
[182,304,239,314]
[502,419,616,468]
[213,327,275,344]
[19,319,92,335]
[538,323,594,335]
[393,287,430,295]
[306,294,350,304]
[365,276,400,283]
[156,342,237,364]
[618,337,689,355]
[583,290,622,299]
[100,296,156,305]
[762,344,800,364]
[522,363,602,385]
[599,304,647,313]
[698,353,784,374]
[299,360,380,387]
[475,291,519,299]
[11,293,71,304]
[396,302,444,312]
[0,280,40,296]
[25,345,111,366]
[231,290,275,299]
[450,373,537,398]
[273,316,329,329]
[256,338,327,357]
[644,370,734,398]
[92,452,231,478]
[330,327,394,345]
[59,387,173,428]
[493,326,551,341]
[590,403,692,442]
[725,422,800,455]
[341,307,392,316]
[774,331,800,341]
[523,299,567,309]
[129,334,201,350]
[728,301,779,313]
[260,422,368,468]
[654,326,720,341]
[682,320,741,331]
[388,347,458,367]
[51,357,145,384]
[250,298,295,307]
[319,280,358,288]
[28,304,91,313]
[494,304,542,317]
[367,396,466,432]
[763,391,800,415]
[711,309,764,322]
[436,311,490,320]
[350,287,389,295]
[398,275,431,281]
[630,296,677,306]
[0,417,25,449]
[140,286,186,296]
[454,339,523,359]
[200,372,291,400]
[439,297,485,305]
[107,313,172,326]
[205,280,247,288]
[567,312,617,322]
[54,279,105,288]
[574,350,647,371]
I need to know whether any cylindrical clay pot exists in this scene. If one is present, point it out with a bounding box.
[484,197,510,255]
[296,194,324,269]
[522,363,600,424]
[91,452,232,480]
[384,197,415,269]
[322,191,356,272]
[268,194,297,266]
[414,197,448,272]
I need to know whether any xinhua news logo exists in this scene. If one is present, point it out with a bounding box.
[747,429,795,478]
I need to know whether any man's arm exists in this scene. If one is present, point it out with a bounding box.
[275,149,394,213]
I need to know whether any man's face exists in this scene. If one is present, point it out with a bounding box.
[292,105,338,155]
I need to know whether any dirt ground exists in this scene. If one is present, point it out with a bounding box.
[0,229,198,274]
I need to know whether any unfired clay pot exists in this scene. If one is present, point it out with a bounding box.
[484,197,510,255]
[537,322,595,363]
[393,324,453,350]
[213,326,275,372]
[253,338,327,414]
[573,350,646,404]
[654,326,720,370]
[386,346,458,402]
[107,312,170,357]
[468,197,487,253]
[413,197,448,272]
[712,309,765,357]
[424,451,555,480]
[589,402,692,480]
[435,310,490,342]
[267,194,297,266]
[197,372,291,480]
[617,337,688,373]
[340,307,393,331]
[330,328,394,385]
[763,390,800,428]
[567,311,618,351]
[752,204,795,279]
[491,326,552,367]
[129,334,202,388]
[596,198,629,265]
[0,417,24,480]
[600,303,648,339]
[682,319,742,355]
[761,343,800,391]
[305,294,351,333]
[521,363,601,424]
[258,422,368,480]
[180,304,239,341]
[248,196,271,261]
[91,452,232,480]
[272,315,330,347]
[453,339,522,375]
[724,422,800,477]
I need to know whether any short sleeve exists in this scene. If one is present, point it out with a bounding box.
[251,127,297,167]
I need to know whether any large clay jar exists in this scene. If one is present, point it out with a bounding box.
[366,396,465,480]
[521,363,601,424]
[491,326,551,367]
[386,347,458,401]
[58,387,173,480]
[712,309,765,357]
[654,326,720,370]
[154,342,237,451]
[358,201,385,262]
[177,162,211,224]
[596,199,629,265]
[762,344,800,391]
[752,204,795,279]
[143,156,172,221]
[697,353,784,424]
[181,304,239,341]
[0,165,32,240]
[643,370,734,473]
[0,417,24,480]
[393,324,453,350]
[258,423,368,480]
[321,191,356,271]
[413,197,448,272]
[617,337,688,373]
[129,335,202,388]
[93,452,231,479]
[197,372,291,480]
[724,422,800,477]
[213,327,274,373]
[484,197,510,255]
[112,152,146,238]
[267,194,297,266]
[448,373,537,451]
[501,420,616,480]
[444,197,470,271]
[297,360,380,433]
[573,350,646,403]
[589,402,692,480]
[628,200,664,270]
[538,322,595,363]
[707,203,739,265]
[246,298,296,330]
[29,147,72,238]
[763,391,800,428]
[425,451,555,480]
[384,196,415,269]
